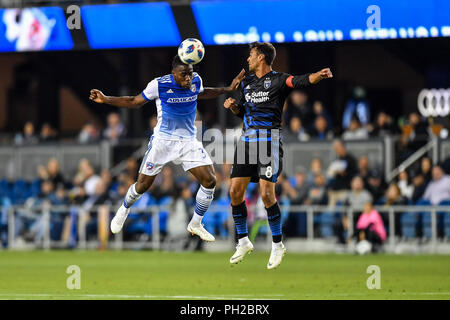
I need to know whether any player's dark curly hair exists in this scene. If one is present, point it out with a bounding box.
[249,42,276,66]
[172,55,188,69]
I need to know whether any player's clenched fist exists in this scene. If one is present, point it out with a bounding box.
[224,97,241,115]
[318,68,333,79]
[224,97,237,109]
[309,68,333,84]
[89,89,106,103]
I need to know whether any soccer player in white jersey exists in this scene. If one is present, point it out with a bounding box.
[89,55,245,241]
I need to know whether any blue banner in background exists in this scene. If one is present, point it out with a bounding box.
[0,7,73,52]
[81,3,181,49]
[191,0,450,45]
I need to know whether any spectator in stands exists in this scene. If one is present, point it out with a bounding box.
[16,179,54,242]
[78,121,100,144]
[311,100,333,130]
[422,164,450,205]
[327,139,358,206]
[336,176,373,244]
[103,112,126,145]
[39,123,57,143]
[47,157,65,188]
[344,176,373,209]
[357,155,370,185]
[411,172,428,204]
[282,169,309,205]
[379,182,407,236]
[420,156,432,184]
[355,202,386,253]
[309,115,334,141]
[14,121,38,145]
[281,169,309,237]
[365,169,386,203]
[124,157,139,181]
[304,173,328,205]
[100,169,112,191]
[342,117,369,140]
[71,159,101,198]
[397,170,414,200]
[36,164,49,182]
[380,183,407,206]
[82,179,113,241]
[369,111,398,137]
[342,86,370,130]
[398,112,429,163]
[81,160,101,197]
[283,116,310,142]
[283,90,312,126]
[306,158,323,187]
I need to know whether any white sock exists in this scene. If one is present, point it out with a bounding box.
[272,241,283,250]
[238,236,251,246]
[190,212,203,225]
[123,183,143,209]
[190,186,215,225]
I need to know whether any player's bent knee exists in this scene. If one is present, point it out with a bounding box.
[260,191,276,207]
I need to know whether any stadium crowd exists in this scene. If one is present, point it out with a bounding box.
[1,89,450,251]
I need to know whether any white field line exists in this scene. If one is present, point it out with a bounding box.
[0,292,449,299]
[0,293,284,300]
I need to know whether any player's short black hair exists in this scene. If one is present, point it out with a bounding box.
[249,42,276,66]
[172,55,188,70]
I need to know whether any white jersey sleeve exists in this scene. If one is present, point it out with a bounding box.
[142,79,159,101]
[197,73,204,93]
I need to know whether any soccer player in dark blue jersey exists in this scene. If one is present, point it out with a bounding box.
[224,42,333,269]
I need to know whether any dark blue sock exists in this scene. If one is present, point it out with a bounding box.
[232,201,248,239]
[266,202,282,243]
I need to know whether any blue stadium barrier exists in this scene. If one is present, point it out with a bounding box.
[438,200,450,238]
[11,179,30,205]
[319,212,335,238]
[203,198,230,237]
[444,211,450,238]
[29,179,42,198]
[0,179,10,198]
[416,199,432,238]
[400,212,419,238]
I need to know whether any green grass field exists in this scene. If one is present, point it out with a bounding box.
[0,250,449,300]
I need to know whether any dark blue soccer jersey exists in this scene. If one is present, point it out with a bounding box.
[237,71,310,141]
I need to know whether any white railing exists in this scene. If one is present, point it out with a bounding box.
[1,204,450,252]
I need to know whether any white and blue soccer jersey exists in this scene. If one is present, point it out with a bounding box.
[141,73,204,140]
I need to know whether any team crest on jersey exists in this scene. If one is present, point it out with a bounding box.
[146,162,154,171]
[190,84,196,93]
[264,78,271,89]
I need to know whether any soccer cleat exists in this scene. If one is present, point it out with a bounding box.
[230,241,254,264]
[187,223,215,242]
[110,205,130,234]
[267,243,287,270]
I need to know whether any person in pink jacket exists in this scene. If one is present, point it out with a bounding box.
[356,202,387,252]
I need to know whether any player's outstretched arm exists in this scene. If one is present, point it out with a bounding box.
[198,69,246,99]
[89,89,148,108]
[286,68,333,88]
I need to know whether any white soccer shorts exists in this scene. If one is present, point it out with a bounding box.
[139,136,213,176]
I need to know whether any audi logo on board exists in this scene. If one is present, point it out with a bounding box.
[417,88,450,117]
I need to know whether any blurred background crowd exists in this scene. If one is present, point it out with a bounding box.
[1,88,450,251]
